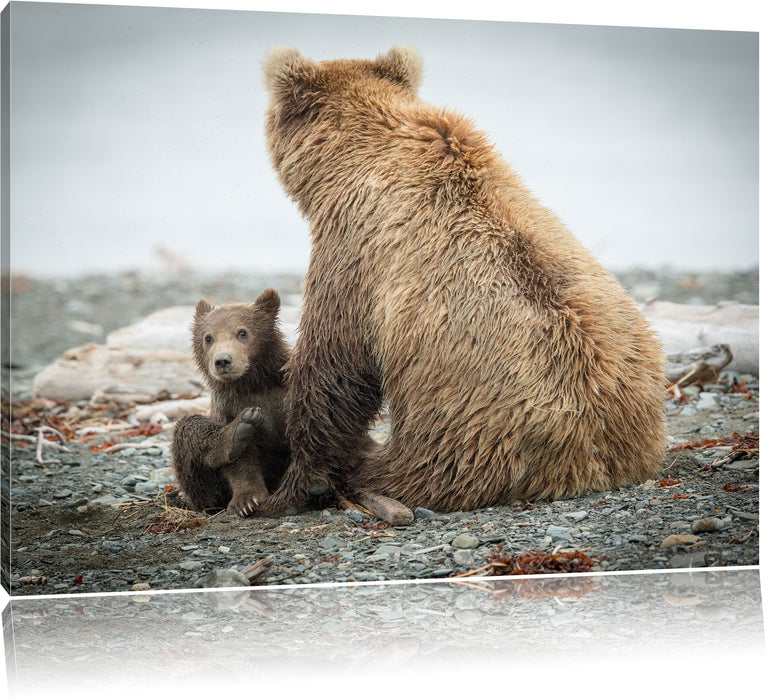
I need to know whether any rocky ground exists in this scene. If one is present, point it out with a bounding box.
[2,268,759,596]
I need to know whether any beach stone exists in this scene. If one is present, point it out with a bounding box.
[451,534,479,549]
[546,525,572,541]
[566,510,588,521]
[178,559,204,572]
[696,393,718,410]
[691,517,725,534]
[345,509,367,523]
[660,534,701,548]
[413,507,435,520]
[319,535,342,550]
[453,549,476,567]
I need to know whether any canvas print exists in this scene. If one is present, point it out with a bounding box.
[1,2,759,598]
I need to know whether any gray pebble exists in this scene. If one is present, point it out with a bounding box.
[413,507,435,519]
[546,525,572,541]
[696,393,718,411]
[53,489,73,499]
[345,509,366,523]
[120,474,147,488]
[319,535,342,550]
[691,517,725,534]
[453,549,476,567]
[566,510,588,522]
[178,559,204,571]
[450,534,479,549]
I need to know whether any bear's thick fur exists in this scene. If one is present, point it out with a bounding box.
[259,46,666,519]
[170,289,290,516]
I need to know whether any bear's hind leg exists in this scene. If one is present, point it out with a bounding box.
[222,454,272,517]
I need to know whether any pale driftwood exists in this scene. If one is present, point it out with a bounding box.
[32,343,202,404]
[239,555,274,584]
[131,395,211,424]
[106,306,194,353]
[640,300,758,376]
[31,300,758,404]
[665,343,734,385]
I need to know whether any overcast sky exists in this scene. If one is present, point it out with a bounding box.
[6,1,759,276]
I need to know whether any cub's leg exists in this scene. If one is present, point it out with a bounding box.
[222,453,272,517]
[171,408,265,513]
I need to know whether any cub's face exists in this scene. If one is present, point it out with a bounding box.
[191,289,281,384]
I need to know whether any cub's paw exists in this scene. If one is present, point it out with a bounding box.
[225,492,265,518]
[227,407,263,462]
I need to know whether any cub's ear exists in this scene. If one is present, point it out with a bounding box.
[263,47,317,97]
[195,299,214,318]
[254,288,281,316]
[374,46,423,91]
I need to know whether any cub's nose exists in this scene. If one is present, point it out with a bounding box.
[214,353,233,372]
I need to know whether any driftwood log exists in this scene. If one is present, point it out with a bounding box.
[32,300,758,405]
[640,300,758,377]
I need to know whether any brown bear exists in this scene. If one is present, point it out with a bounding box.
[170,289,290,516]
[257,46,666,523]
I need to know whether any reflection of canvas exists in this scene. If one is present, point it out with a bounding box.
[3,569,766,694]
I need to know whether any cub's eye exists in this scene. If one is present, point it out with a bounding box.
[204,334,213,345]
[237,329,248,340]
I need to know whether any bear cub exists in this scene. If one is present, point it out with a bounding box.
[171,289,290,517]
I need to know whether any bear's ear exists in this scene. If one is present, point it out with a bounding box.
[263,47,317,97]
[195,299,214,318]
[254,288,281,316]
[374,46,423,91]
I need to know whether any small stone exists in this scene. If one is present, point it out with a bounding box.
[345,509,367,523]
[121,474,147,488]
[546,525,572,541]
[218,545,231,554]
[53,489,73,499]
[451,534,479,549]
[178,559,204,571]
[413,507,435,520]
[691,517,725,534]
[319,535,342,550]
[660,534,701,549]
[696,392,718,411]
[131,582,151,591]
[372,544,401,557]
[453,549,476,567]
[566,510,588,522]
[679,406,698,417]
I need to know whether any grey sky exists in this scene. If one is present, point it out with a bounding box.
[7,2,759,276]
